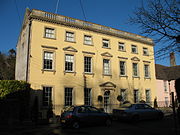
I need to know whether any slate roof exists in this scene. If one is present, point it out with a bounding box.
[155,64,180,80]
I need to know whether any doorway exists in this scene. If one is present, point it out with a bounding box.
[104,91,110,113]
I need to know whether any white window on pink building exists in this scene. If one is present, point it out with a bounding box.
[163,80,167,92]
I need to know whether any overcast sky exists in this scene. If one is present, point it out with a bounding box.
[0,0,179,66]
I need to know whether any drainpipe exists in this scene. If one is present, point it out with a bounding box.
[26,19,32,82]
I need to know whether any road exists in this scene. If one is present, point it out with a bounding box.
[1,115,180,135]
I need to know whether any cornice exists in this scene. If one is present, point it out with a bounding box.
[29,9,154,46]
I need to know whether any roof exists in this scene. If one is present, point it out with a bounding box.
[155,64,180,80]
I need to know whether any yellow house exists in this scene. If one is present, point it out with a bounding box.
[16,9,156,117]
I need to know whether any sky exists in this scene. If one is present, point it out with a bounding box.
[0,0,179,66]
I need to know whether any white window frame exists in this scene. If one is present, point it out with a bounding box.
[66,31,75,42]
[44,27,55,39]
[164,80,167,92]
[65,87,73,106]
[84,35,92,45]
[120,61,126,76]
[145,89,151,103]
[118,42,125,51]
[131,45,138,53]
[143,47,149,56]
[120,89,127,102]
[102,39,110,48]
[144,64,150,78]
[84,56,92,73]
[65,54,74,72]
[43,51,54,70]
[103,59,111,75]
[42,86,52,107]
[84,88,92,106]
[132,63,139,77]
[134,89,139,103]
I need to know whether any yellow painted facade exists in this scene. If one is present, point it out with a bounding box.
[16,9,156,117]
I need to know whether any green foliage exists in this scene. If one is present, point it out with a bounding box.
[0,49,16,80]
[0,80,30,98]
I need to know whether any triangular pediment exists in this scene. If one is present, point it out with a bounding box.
[99,82,116,88]
[101,52,113,57]
[63,46,78,52]
[131,56,140,61]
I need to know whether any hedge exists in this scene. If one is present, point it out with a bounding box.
[0,80,31,99]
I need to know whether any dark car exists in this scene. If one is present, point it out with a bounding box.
[113,103,164,122]
[60,105,112,129]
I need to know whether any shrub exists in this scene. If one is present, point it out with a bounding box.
[0,80,30,99]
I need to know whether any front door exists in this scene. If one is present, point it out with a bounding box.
[104,91,110,113]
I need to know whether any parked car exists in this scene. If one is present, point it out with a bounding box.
[113,103,164,122]
[60,105,112,129]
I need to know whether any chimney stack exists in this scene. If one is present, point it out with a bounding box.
[170,52,176,66]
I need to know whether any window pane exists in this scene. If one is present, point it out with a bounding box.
[65,88,73,106]
[121,89,127,102]
[132,45,137,53]
[65,54,74,71]
[45,28,55,38]
[133,63,138,76]
[146,90,151,103]
[84,57,92,73]
[84,35,92,45]
[44,52,53,70]
[144,65,150,78]
[134,90,139,103]
[102,39,109,48]
[43,87,52,106]
[66,32,74,41]
[120,61,126,75]
[143,48,148,55]
[103,59,110,74]
[119,42,125,51]
[84,88,91,105]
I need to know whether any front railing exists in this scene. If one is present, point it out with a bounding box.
[30,9,153,45]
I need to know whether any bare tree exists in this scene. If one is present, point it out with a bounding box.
[129,0,180,59]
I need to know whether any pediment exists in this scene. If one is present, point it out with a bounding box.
[131,56,140,61]
[99,82,116,88]
[101,52,113,57]
[63,46,78,52]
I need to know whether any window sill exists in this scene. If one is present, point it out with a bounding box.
[119,50,126,52]
[120,75,128,77]
[133,76,140,78]
[102,47,111,49]
[144,77,151,79]
[64,71,76,74]
[143,54,149,56]
[83,72,94,75]
[103,74,112,76]
[41,69,56,72]
[65,40,76,43]
[131,52,138,54]
[84,43,93,46]
[43,37,56,40]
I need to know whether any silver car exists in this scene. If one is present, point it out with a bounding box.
[113,103,164,122]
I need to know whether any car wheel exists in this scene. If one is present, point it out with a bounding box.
[72,121,80,129]
[105,119,112,127]
[132,115,139,122]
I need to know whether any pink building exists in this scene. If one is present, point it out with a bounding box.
[155,64,180,107]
